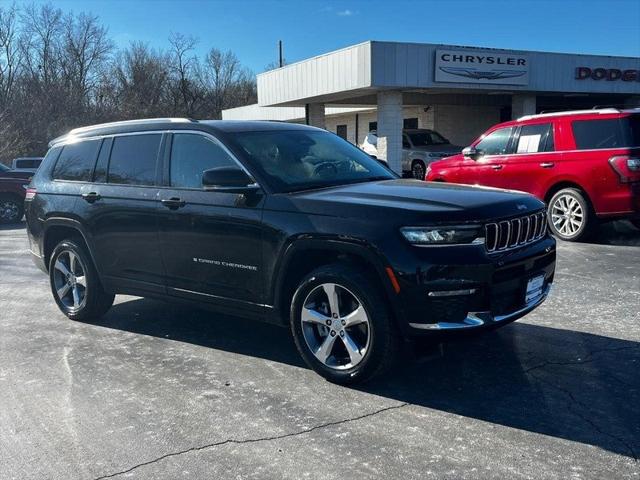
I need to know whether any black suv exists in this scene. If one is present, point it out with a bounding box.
[25,119,556,384]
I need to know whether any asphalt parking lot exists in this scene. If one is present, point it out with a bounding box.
[1,222,639,479]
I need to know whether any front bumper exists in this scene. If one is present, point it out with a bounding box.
[386,235,556,336]
[409,284,551,331]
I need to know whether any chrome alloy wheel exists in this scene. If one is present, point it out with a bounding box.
[551,193,584,237]
[52,250,87,311]
[300,283,371,370]
[0,201,19,221]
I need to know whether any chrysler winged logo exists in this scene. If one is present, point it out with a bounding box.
[439,66,527,81]
[517,204,527,211]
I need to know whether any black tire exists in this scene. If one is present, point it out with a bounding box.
[290,263,400,385]
[547,188,594,241]
[411,160,426,180]
[0,195,24,224]
[49,239,114,321]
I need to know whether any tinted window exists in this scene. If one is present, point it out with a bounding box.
[572,117,639,149]
[234,130,395,193]
[515,123,553,153]
[52,140,101,181]
[16,159,42,169]
[0,163,9,172]
[170,134,236,189]
[476,127,514,156]
[408,131,449,146]
[108,134,161,185]
[93,138,112,183]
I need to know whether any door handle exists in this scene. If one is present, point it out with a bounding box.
[161,197,186,210]
[540,162,555,168]
[81,192,101,203]
[491,165,503,170]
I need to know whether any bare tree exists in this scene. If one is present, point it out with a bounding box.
[167,32,202,116]
[0,3,22,106]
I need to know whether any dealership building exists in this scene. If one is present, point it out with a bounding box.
[222,41,640,172]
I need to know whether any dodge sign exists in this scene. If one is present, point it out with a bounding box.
[435,49,529,86]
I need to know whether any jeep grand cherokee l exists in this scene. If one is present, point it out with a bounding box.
[25,119,555,384]
[426,108,640,241]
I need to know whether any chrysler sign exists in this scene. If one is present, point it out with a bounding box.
[435,49,529,86]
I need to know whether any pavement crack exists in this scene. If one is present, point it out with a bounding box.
[524,344,640,374]
[93,402,409,479]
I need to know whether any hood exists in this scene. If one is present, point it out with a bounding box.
[409,144,462,155]
[0,170,32,180]
[278,179,544,224]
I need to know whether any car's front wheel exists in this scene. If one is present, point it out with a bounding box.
[547,188,594,241]
[49,239,114,321]
[290,264,399,385]
[411,160,426,180]
[0,195,24,224]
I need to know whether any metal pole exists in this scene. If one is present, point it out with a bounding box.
[278,40,283,68]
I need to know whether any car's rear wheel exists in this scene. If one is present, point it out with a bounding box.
[0,196,24,224]
[49,239,114,321]
[290,264,400,385]
[411,160,426,180]
[547,188,594,241]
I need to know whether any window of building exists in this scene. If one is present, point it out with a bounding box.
[107,134,161,186]
[403,118,418,129]
[368,121,377,132]
[170,133,237,189]
[52,139,101,181]
[475,127,514,156]
[336,125,348,140]
[515,123,554,153]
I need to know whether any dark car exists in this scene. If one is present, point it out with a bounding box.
[0,163,32,223]
[25,118,555,384]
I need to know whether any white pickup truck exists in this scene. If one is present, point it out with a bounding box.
[360,129,461,179]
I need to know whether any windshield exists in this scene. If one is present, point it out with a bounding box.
[408,131,449,146]
[233,130,396,193]
[0,163,9,172]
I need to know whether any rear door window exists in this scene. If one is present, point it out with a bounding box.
[476,127,514,156]
[52,139,102,181]
[571,118,636,149]
[515,123,554,153]
[107,134,161,185]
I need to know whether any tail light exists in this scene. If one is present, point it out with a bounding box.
[609,156,640,183]
[25,187,37,200]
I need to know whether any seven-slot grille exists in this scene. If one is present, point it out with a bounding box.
[485,211,547,253]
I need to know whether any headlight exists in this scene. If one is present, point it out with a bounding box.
[400,226,484,245]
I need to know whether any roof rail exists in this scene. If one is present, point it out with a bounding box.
[517,108,621,122]
[67,117,195,135]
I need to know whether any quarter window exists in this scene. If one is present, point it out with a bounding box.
[572,118,634,150]
[52,139,101,181]
[170,134,237,189]
[475,127,514,156]
[516,123,554,153]
[107,134,161,185]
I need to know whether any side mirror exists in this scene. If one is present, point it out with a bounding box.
[462,146,483,161]
[202,166,260,194]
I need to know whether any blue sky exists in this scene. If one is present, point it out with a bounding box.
[19,0,640,73]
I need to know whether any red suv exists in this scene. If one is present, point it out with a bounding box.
[426,108,640,241]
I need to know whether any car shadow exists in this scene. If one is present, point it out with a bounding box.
[583,220,640,247]
[93,297,639,460]
[0,220,26,231]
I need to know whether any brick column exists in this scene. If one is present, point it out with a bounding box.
[305,103,325,129]
[512,94,536,119]
[376,91,403,174]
